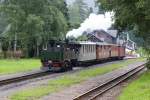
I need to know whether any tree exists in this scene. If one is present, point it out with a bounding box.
[0,0,69,57]
[0,14,7,34]
[77,31,88,41]
[68,0,91,28]
[77,34,88,41]
[98,0,150,67]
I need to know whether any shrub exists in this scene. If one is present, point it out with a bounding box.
[146,57,150,69]
[0,52,3,59]
[0,50,24,59]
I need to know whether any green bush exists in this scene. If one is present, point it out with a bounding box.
[146,58,150,69]
[0,52,4,59]
[0,50,24,59]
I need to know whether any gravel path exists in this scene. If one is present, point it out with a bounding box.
[0,60,126,100]
[41,61,145,100]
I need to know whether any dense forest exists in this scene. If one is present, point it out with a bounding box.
[0,0,94,58]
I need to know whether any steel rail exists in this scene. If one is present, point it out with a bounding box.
[73,64,145,100]
[0,71,53,86]
[0,59,143,89]
[0,59,128,87]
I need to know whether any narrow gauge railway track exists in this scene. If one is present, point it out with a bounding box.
[73,63,145,100]
[0,59,128,87]
[0,71,53,86]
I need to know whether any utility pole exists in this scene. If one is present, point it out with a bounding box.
[14,23,17,52]
[0,38,2,52]
[14,32,17,52]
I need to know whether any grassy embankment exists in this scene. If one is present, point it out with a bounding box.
[119,71,150,100]
[0,59,40,75]
[10,58,146,100]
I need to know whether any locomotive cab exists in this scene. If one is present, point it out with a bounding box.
[40,40,79,71]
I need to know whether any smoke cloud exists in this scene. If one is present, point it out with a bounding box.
[66,12,114,38]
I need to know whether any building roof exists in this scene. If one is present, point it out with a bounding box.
[87,29,117,44]
[107,30,118,38]
[91,29,117,39]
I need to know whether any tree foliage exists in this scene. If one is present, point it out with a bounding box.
[77,33,88,41]
[0,0,69,57]
[98,0,150,67]
[98,2,149,49]
[68,0,91,28]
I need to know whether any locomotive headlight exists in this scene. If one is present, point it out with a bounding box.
[48,60,52,64]
[57,45,60,48]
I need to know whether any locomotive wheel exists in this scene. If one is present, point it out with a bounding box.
[63,61,72,71]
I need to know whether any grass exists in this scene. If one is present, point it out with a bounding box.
[10,58,146,100]
[118,71,150,100]
[0,59,41,75]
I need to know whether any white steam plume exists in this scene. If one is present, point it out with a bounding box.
[66,12,114,38]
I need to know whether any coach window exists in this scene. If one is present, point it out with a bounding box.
[86,45,88,53]
[86,45,87,53]
[82,45,84,53]
[87,45,88,53]
[89,45,91,52]
[88,45,89,52]
[88,45,90,53]
[84,45,87,53]
[92,45,93,52]
[90,45,91,52]
[85,45,86,53]
[88,45,90,52]
[83,45,86,53]
[84,45,86,53]
[84,45,85,53]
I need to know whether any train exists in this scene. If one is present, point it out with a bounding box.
[40,40,125,71]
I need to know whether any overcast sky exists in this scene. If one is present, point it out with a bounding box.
[65,0,98,13]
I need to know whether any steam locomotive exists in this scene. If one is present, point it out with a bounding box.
[40,40,125,71]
